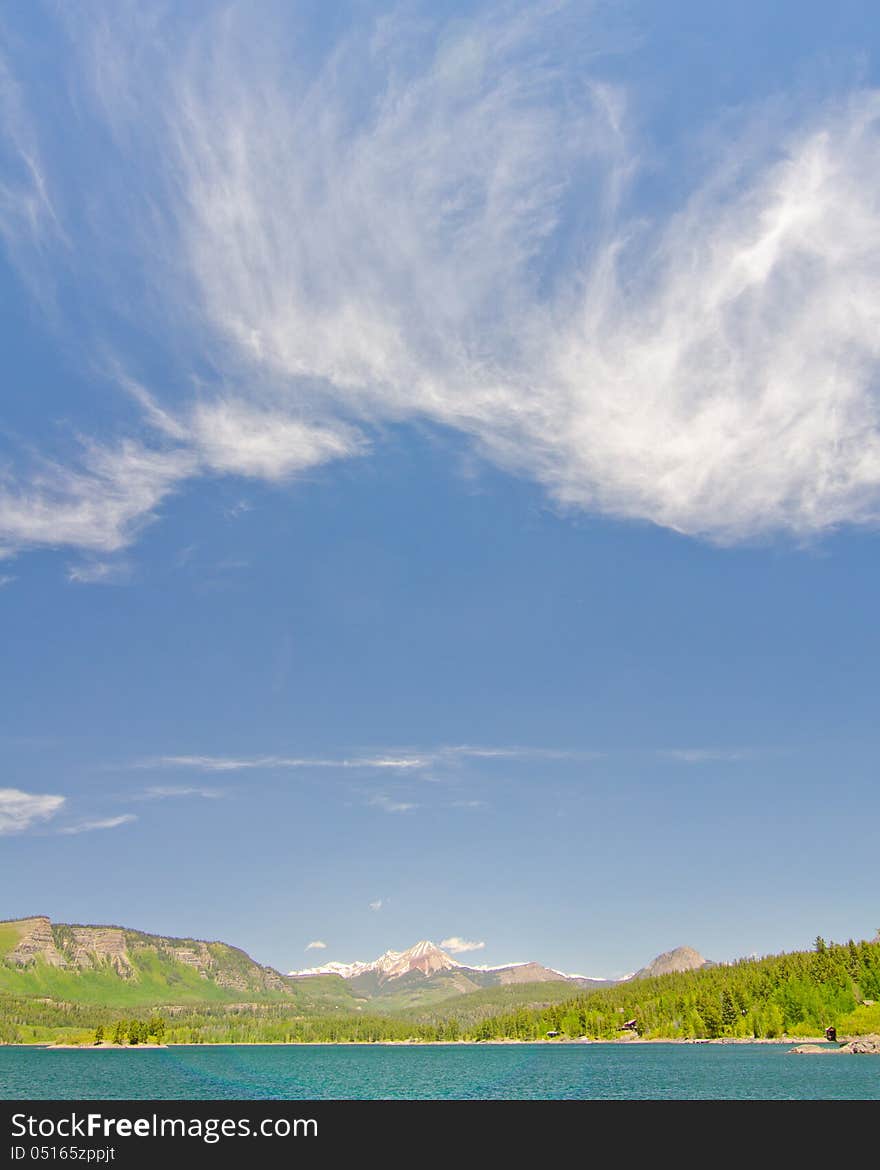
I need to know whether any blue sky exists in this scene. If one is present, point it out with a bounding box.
[1,0,879,977]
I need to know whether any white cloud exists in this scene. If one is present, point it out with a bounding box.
[440,937,486,954]
[305,940,327,951]
[4,6,880,556]
[59,813,137,835]
[0,442,195,558]
[0,574,15,587]
[0,787,65,834]
[190,401,361,482]
[369,899,383,912]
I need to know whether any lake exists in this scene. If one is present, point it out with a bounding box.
[1,1043,877,1100]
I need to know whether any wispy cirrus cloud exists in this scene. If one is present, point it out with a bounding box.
[0,788,65,834]
[3,3,880,564]
[58,813,137,835]
[0,407,355,560]
[305,940,327,951]
[0,442,195,558]
[0,44,64,280]
[368,899,383,912]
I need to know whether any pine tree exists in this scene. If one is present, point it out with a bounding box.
[720,989,738,1031]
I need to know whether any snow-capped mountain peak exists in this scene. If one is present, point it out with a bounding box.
[288,939,461,981]
[289,959,374,979]
[376,940,461,979]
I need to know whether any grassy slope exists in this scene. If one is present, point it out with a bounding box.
[0,954,248,1006]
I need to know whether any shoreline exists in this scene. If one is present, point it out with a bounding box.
[7,1036,832,1050]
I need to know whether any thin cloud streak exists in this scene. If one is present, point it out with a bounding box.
[58,813,137,835]
[134,754,430,772]
[0,44,65,286]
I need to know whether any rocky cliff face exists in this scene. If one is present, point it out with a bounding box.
[1,915,288,994]
[59,926,135,976]
[7,917,66,968]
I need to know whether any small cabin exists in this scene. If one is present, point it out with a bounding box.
[546,1030,560,1038]
[621,1018,638,1032]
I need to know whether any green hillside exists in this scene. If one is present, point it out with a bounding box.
[0,953,247,1006]
[348,967,486,1013]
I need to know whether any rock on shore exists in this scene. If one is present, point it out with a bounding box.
[792,1033,880,1055]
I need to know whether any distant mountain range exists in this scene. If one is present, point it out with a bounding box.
[0,916,710,1014]
[289,939,605,987]
[290,938,710,997]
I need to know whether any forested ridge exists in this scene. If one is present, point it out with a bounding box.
[464,936,880,1040]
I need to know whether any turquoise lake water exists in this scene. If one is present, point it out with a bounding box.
[1,1043,877,1099]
